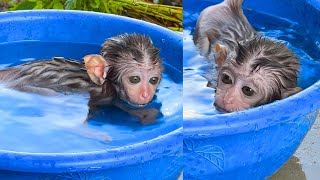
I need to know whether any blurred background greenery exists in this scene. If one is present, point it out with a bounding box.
[0,0,182,31]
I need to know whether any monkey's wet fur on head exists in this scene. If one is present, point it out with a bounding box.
[215,37,300,112]
[99,34,163,107]
[193,0,301,112]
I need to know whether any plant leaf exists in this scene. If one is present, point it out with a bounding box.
[15,0,37,10]
[90,0,100,9]
[65,0,76,10]
[53,1,64,9]
[33,1,44,9]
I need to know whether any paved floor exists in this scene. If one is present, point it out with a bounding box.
[270,113,320,180]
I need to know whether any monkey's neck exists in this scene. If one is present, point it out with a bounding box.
[89,81,117,105]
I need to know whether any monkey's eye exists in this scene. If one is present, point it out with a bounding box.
[149,77,159,85]
[129,76,141,84]
[221,73,232,84]
[242,86,255,96]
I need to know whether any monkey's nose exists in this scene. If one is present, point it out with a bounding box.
[140,92,150,101]
[224,96,234,104]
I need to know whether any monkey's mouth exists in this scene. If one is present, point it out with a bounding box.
[119,95,150,108]
[121,97,150,108]
[126,101,149,108]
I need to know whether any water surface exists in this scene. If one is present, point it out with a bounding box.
[0,41,182,153]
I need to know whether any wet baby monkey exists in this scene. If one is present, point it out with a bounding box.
[194,0,301,112]
[0,33,163,123]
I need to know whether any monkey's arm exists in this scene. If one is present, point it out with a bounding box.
[64,125,111,142]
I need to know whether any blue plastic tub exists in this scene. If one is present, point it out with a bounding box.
[0,10,182,179]
[183,0,320,179]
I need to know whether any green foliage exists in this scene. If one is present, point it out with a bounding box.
[8,0,64,10]
[65,0,75,9]
[7,0,182,31]
[11,0,37,10]
[50,0,64,9]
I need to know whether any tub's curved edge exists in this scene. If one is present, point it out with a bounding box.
[307,0,320,10]
[0,9,182,42]
[0,127,182,173]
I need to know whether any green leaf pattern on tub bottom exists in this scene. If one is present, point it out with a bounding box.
[184,139,224,172]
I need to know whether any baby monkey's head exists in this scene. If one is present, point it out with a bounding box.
[215,37,301,112]
[84,34,163,107]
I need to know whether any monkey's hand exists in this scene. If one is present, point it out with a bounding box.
[65,126,112,143]
[79,127,112,142]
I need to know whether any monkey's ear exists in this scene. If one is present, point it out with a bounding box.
[281,87,302,98]
[83,54,110,85]
[214,44,227,68]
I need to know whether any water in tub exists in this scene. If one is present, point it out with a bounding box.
[0,42,182,153]
[183,6,320,180]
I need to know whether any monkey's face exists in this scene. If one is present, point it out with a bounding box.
[214,67,266,112]
[100,33,164,107]
[214,37,301,112]
[119,66,162,107]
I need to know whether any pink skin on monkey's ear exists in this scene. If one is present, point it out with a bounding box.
[215,44,227,68]
[83,54,110,85]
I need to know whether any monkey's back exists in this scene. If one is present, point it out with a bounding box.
[0,57,101,95]
[194,0,257,56]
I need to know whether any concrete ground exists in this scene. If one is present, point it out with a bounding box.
[269,113,320,180]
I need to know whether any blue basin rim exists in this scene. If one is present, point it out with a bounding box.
[0,10,182,173]
[0,10,182,71]
[184,80,320,138]
[0,128,182,173]
[0,10,179,44]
